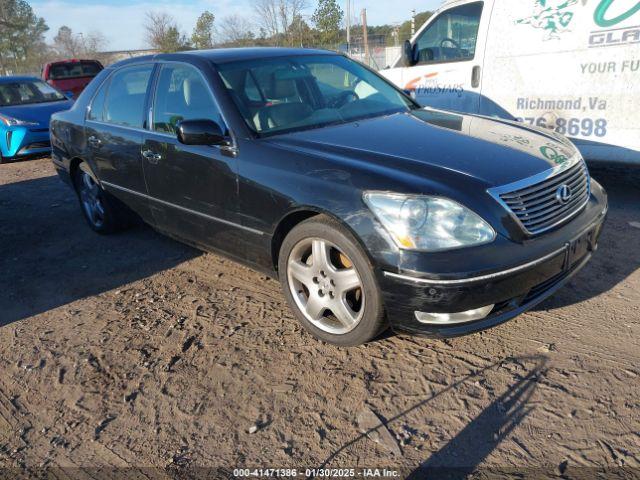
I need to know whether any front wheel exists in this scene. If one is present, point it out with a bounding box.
[278,215,387,346]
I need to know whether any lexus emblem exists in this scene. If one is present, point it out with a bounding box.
[556,184,573,204]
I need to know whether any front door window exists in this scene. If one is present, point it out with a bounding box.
[152,63,225,135]
[414,2,484,65]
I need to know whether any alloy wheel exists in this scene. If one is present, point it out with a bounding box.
[79,171,106,229]
[287,238,365,335]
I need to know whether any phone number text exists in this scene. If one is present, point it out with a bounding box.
[517,117,608,138]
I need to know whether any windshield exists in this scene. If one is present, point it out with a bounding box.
[217,54,417,136]
[0,80,66,107]
[48,61,102,80]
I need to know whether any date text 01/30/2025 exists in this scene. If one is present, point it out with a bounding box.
[232,468,400,477]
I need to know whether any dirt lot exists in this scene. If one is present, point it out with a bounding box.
[0,158,639,479]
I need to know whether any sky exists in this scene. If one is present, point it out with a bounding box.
[30,0,443,51]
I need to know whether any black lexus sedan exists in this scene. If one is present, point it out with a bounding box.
[50,48,607,346]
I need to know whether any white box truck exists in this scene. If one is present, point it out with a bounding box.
[381,0,640,166]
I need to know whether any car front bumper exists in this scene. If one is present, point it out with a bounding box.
[1,126,51,161]
[378,183,608,338]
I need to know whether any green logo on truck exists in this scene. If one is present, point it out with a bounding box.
[519,0,640,39]
[517,0,578,40]
[594,0,640,28]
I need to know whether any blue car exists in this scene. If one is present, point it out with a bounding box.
[0,76,73,164]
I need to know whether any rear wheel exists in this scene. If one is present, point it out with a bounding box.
[74,163,129,234]
[279,215,387,346]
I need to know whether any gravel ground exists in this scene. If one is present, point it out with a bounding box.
[0,158,639,479]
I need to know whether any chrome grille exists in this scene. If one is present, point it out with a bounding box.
[491,158,590,235]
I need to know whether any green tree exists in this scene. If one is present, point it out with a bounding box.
[0,0,49,75]
[219,15,255,47]
[288,14,314,46]
[311,0,343,46]
[163,26,190,52]
[192,11,215,49]
[396,11,432,44]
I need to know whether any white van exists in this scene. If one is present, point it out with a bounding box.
[381,0,640,166]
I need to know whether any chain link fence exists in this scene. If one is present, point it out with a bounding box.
[317,35,402,71]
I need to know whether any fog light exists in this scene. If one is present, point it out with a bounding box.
[415,305,494,325]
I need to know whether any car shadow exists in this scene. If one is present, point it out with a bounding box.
[533,166,640,311]
[316,355,547,473]
[0,174,200,328]
[406,357,546,479]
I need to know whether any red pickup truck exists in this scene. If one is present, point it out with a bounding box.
[42,59,104,99]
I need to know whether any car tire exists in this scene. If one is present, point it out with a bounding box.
[278,215,388,346]
[73,162,131,234]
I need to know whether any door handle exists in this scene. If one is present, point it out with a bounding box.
[142,149,162,165]
[471,65,481,88]
[87,135,101,148]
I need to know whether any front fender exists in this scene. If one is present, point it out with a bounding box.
[237,140,406,272]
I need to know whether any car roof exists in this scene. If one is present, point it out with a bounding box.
[45,59,101,66]
[110,47,338,69]
[185,47,336,63]
[0,76,40,84]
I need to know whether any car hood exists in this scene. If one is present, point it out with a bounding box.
[0,100,74,127]
[266,108,578,189]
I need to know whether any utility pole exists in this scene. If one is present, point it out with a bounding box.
[392,25,400,47]
[361,8,369,67]
[78,32,86,55]
[411,9,416,36]
[346,0,351,52]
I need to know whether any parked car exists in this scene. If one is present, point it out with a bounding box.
[50,49,607,346]
[0,76,73,164]
[381,0,640,166]
[42,59,103,98]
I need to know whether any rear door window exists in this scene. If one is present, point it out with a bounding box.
[102,65,153,129]
[88,78,109,122]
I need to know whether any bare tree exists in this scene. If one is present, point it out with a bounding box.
[52,26,108,59]
[252,0,307,45]
[53,26,82,57]
[253,0,279,40]
[144,11,190,52]
[83,31,108,56]
[219,15,255,47]
[279,0,308,44]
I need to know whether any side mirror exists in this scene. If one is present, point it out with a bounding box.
[64,91,75,100]
[177,119,226,146]
[402,40,416,67]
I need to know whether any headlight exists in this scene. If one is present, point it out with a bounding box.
[363,192,496,251]
[0,114,39,127]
